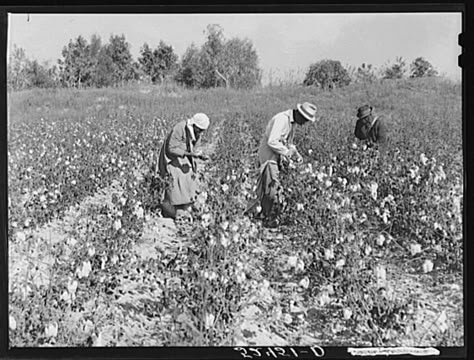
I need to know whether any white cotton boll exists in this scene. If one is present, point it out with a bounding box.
[420,153,428,165]
[410,243,422,256]
[287,256,298,268]
[60,290,70,302]
[67,280,78,295]
[204,313,215,329]
[296,259,305,272]
[111,254,119,265]
[422,259,434,273]
[376,234,386,246]
[9,315,17,330]
[232,232,241,243]
[80,261,92,278]
[113,219,122,231]
[236,271,246,284]
[220,234,229,248]
[370,182,378,200]
[16,232,26,242]
[365,245,373,256]
[44,322,58,338]
[299,277,310,289]
[324,247,334,260]
[208,235,216,246]
[436,310,448,333]
[272,306,283,321]
[282,313,293,324]
[88,247,96,257]
[319,291,331,306]
[374,265,387,287]
[358,213,368,223]
[67,237,77,247]
[343,308,353,320]
[220,221,229,231]
[135,206,144,219]
[209,271,217,281]
[93,332,105,347]
[335,259,345,269]
[83,319,94,334]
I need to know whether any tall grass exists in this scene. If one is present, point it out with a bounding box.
[9,77,461,173]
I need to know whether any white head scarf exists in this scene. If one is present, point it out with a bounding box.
[188,113,210,130]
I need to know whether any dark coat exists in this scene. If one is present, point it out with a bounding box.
[157,120,201,206]
[354,114,388,144]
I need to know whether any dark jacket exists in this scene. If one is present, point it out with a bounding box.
[354,114,388,144]
[158,119,201,178]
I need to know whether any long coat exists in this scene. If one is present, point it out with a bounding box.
[355,114,388,144]
[158,119,201,206]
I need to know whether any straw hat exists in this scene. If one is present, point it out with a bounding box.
[297,102,318,122]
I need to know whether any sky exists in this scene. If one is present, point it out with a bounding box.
[8,12,462,83]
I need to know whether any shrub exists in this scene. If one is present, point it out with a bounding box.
[410,57,438,78]
[303,59,351,90]
[382,57,407,79]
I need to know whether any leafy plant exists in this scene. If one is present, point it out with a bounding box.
[303,59,351,90]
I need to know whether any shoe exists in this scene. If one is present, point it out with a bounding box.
[263,218,279,229]
[254,212,265,221]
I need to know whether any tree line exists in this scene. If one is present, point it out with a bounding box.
[303,56,438,90]
[7,24,438,91]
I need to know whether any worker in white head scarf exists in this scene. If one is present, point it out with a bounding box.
[158,113,210,222]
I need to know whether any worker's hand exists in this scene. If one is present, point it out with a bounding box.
[295,152,304,164]
[288,145,298,157]
[281,154,291,167]
[191,150,209,160]
[288,145,303,164]
[198,153,209,161]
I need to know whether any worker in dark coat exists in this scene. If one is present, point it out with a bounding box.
[354,105,388,145]
[157,113,210,222]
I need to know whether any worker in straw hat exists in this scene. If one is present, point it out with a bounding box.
[157,113,210,222]
[354,104,388,145]
[245,102,318,228]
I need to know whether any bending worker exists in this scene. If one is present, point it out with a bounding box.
[158,113,210,222]
[250,102,318,228]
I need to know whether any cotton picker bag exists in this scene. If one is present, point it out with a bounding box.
[157,139,177,218]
